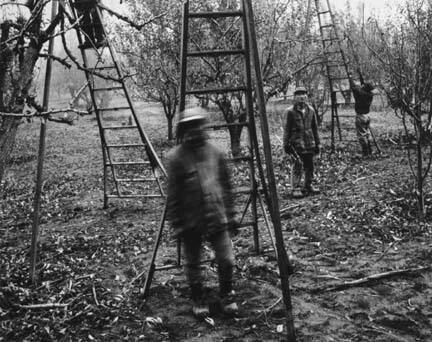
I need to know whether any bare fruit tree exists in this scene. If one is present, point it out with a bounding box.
[365,2,432,217]
[0,0,162,187]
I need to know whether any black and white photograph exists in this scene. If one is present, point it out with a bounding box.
[1,0,431,340]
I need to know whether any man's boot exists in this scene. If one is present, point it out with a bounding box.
[191,283,209,318]
[366,141,373,156]
[304,184,320,195]
[220,282,238,315]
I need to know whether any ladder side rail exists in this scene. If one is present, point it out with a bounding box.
[240,2,259,254]
[243,1,296,340]
[179,0,190,112]
[67,0,121,205]
[325,0,352,85]
[94,5,167,179]
[315,0,341,146]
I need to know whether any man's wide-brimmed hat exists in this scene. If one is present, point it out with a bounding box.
[178,107,206,125]
[294,86,308,95]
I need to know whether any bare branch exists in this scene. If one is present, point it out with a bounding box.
[98,3,167,30]
[38,53,71,69]
[0,108,88,118]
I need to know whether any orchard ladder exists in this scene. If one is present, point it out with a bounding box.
[314,0,354,149]
[143,0,295,338]
[67,0,166,208]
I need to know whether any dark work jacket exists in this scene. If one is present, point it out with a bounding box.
[352,85,373,114]
[166,140,234,238]
[283,104,320,154]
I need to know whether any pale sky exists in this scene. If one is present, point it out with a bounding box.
[330,0,403,18]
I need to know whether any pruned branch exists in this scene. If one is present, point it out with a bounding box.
[98,3,167,31]
[310,266,430,293]
[38,53,71,69]
[0,108,88,118]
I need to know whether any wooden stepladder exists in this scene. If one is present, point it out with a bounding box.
[143,0,295,339]
[314,0,354,149]
[67,0,167,208]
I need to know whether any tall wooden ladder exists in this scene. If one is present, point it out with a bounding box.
[142,2,295,337]
[143,0,271,293]
[315,0,354,150]
[67,0,167,208]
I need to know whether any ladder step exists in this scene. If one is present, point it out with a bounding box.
[186,86,247,95]
[107,161,150,166]
[93,66,116,70]
[205,122,249,130]
[233,186,254,195]
[318,10,331,15]
[321,24,333,29]
[106,143,145,148]
[228,156,252,163]
[116,178,157,182]
[103,125,138,130]
[93,86,123,92]
[188,10,243,19]
[187,49,245,58]
[322,38,338,42]
[98,106,131,112]
[330,76,349,81]
[106,194,163,199]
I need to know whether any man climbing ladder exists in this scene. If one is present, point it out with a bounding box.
[349,73,375,157]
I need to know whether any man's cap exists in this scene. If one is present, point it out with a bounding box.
[178,107,206,125]
[294,86,308,95]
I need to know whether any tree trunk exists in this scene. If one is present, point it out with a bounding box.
[167,115,173,141]
[0,118,20,187]
[228,127,241,157]
[416,135,425,218]
[0,32,41,186]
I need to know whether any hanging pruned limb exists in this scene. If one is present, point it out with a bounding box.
[38,53,71,69]
[98,3,167,31]
[0,108,88,118]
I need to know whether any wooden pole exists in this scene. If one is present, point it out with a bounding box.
[30,0,58,283]
[243,0,296,340]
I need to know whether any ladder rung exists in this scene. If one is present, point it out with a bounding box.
[186,86,246,95]
[228,156,252,162]
[318,11,331,15]
[188,10,243,19]
[107,161,150,166]
[93,66,116,70]
[93,86,123,92]
[106,143,145,148]
[106,194,163,199]
[205,122,249,130]
[323,38,338,42]
[337,115,356,118]
[116,178,157,182]
[325,50,343,55]
[103,125,138,130]
[233,187,253,195]
[330,76,349,81]
[98,106,130,112]
[236,221,256,228]
[187,49,245,58]
[321,24,333,29]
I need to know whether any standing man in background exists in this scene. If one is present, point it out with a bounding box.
[283,87,321,198]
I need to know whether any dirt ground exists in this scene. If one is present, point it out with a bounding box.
[1,101,431,341]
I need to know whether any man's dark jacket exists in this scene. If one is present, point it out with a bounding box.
[283,104,320,154]
[166,140,234,238]
[352,85,373,114]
